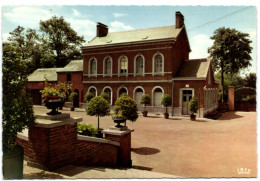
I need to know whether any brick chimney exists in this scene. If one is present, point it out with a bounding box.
[97,22,108,37]
[176,11,184,29]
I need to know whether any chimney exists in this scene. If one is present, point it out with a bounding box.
[97,22,108,37]
[175,11,184,29]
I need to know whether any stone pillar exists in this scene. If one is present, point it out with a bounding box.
[228,86,235,111]
[103,127,134,167]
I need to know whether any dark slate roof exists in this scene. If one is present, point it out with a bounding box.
[56,60,83,72]
[28,68,63,82]
[174,58,211,79]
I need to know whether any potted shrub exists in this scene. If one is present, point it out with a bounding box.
[161,94,171,119]
[140,94,151,117]
[69,92,78,111]
[86,96,110,138]
[113,94,138,127]
[84,92,94,103]
[2,43,36,179]
[112,110,125,127]
[101,92,109,102]
[189,97,198,121]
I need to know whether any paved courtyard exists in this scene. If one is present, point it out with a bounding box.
[31,106,257,178]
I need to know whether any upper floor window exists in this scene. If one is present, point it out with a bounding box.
[153,53,164,75]
[135,55,144,76]
[119,56,128,75]
[104,57,112,76]
[89,57,97,76]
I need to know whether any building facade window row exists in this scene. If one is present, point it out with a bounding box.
[88,53,164,77]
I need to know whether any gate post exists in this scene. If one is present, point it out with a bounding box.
[228,86,235,111]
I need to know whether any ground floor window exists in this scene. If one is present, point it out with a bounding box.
[103,87,112,105]
[118,87,128,98]
[153,87,163,106]
[134,87,144,106]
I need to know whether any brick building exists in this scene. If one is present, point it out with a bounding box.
[81,11,218,117]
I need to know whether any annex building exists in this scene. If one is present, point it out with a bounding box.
[28,11,218,117]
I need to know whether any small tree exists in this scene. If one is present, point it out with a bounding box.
[69,92,78,110]
[114,94,138,123]
[161,94,171,115]
[101,92,109,102]
[189,97,198,115]
[86,96,109,130]
[140,94,151,113]
[84,92,94,103]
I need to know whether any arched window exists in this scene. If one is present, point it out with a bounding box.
[104,57,112,76]
[133,86,145,106]
[119,56,128,75]
[135,55,144,76]
[89,58,97,75]
[103,86,113,105]
[117,87,128,98]
[152,86,164,106]
[153,53,164,75]
[88,86,97,97]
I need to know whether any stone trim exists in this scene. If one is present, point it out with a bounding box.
[102,129,134,136]
[77,135,120,146]
[34,117,82,128]
[83,80,172,84]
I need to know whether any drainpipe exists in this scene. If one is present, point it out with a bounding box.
[172,79,174,116]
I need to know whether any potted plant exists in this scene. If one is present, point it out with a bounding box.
[86,96,110,138]
[2,43,36,179]
[140,94,151,117]
[113,94,138,127]
[161,94,171,119]
[112,110,126,127]
[189,97,198,121]
[69,92,78,111]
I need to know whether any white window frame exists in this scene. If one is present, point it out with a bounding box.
[134,54,145,76]
[133,86,145,104]
[152,53,164,76]
[87,86,98,97]
[103,56,113,77]
[118,55,128,76]
[88,57,97,77]
[102,86,113,105]
[179,88,195,109]
[117,86,128,99]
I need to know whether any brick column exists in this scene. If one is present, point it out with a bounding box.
[103,127,134,167]
[228,86,235,111]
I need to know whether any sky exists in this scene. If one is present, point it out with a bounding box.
[1,1,257,75]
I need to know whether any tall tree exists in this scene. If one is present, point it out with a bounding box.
[244,73,256,88]
[40,16,85,67]
[208,27,252,102]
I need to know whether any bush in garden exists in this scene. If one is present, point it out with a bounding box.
[189,97,198,115]
[140,94,151,113]
[101,92,109,102]
[84,92,94,102]
[161,94,171,115]
[77,123,98,137]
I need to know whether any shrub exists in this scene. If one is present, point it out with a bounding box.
[101,92,109,102]
[114,94,138,122]
[189,97,198,115]
[77,123,98,137]
[140,94,151,113]
[161,94,171,114]
[84,92,94,102]
[86,96,110,130]
[69,92,78,102]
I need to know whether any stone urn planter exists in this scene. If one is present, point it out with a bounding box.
[113,117,126,128]
[44,96,65,115]
[142,111,148,117]
[190,114,196,121]
[164,113,169,119]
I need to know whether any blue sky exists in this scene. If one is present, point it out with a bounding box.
[1,4,257,74]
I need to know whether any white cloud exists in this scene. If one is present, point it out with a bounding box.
[72,9,81,17]
[110,21,134,32]
[113,13,127,18]
[189,34,213,59]
[3,6,54,28]
[2,33,10,42]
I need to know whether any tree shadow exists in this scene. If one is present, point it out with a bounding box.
[217,111,244,120]
[23,170,65,179]
[131,147,160,155]
[132,165,153,171]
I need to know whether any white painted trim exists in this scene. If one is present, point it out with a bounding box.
[117,86,128,99]
[173,77,206,80]
[83,80,172,84]
[83,72,172,77]
[103,56,113,77]
[87,86,98,96]
[152,53,164,76]
[88,57,97,77]
[151,86,164,106]
[134,54,145,77]
[102,86,113,105]
[179,88,195,115]
[77,135,120,146]
[133,86,145,103]
[118,55,128,77]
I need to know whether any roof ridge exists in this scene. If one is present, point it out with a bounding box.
[108,25,175,34]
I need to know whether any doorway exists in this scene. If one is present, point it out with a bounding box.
[182,90,193,115]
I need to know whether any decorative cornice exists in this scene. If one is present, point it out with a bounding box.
[82,80,172,84]
[172,77,206,80]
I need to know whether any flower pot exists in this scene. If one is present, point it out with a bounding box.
[71,106,75,111]
[3,145,24,179]
[164,113,169,119]
[44,98,65,115]
[142,111,148,117]
[96,129,103,138]
[190,114,196,121]
[113,117,126,128]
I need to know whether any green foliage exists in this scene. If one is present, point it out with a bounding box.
[40,81,72,99]
[241,95,256,104]
[189,97,198,115]
[235,87,256,104]
[86,96,110,130]
[114,94,138,122]
[40,16,85,67]
[2,43,36,152]
[244,73,256,88]
[100,93,109,102]
[69,92,78,102]
[140,94,151,112]
[161,94,171,114]
[84,92,94,102]
[77,123,98,137]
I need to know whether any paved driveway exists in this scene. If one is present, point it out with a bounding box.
[34,106,257,178]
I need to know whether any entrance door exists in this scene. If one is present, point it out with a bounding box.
[134,88,144,106]
[182,90,193,115]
